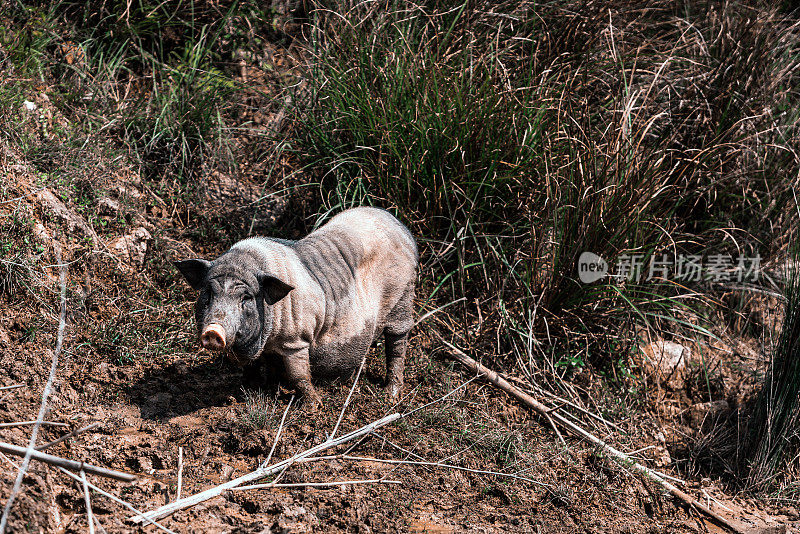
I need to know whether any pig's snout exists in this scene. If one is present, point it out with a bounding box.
[201,323,227,351]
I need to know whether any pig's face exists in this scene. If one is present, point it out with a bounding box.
[174,258,293,365]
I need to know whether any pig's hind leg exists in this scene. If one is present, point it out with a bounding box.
[383,284,415,400]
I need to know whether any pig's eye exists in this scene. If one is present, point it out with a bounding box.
[241,295,253,308]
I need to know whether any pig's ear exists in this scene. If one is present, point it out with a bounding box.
[258,273,294,305]
[174,259,211,290]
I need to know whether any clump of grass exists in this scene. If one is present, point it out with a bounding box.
[296,1,800,390]
[746,253,800,496]
[0,209,42,299]
[239,388,280,431]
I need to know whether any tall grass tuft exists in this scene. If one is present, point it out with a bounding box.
[296,1,800,386]
[747,253,800,497]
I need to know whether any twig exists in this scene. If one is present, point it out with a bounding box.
[130,413,402,524]
[0,441,136,482]
[534,385,625,433]
[438,336,750,534]
[176,447,183,502]
[331,357,365,439]
[262,395,293,468]
[0,240,68,534]
[400,375,480,418]
[36,422,101,451]
[80,470,96,534]
[702,489,734,513]
[0,421,69,428]
[231,478,402,491]
[57,467,176,534]
[0,384,24,392]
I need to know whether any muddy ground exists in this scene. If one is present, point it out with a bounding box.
[0,147,798,533]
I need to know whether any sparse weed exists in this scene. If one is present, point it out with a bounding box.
[240,388,280,431]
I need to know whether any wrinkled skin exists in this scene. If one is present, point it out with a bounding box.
[174,207,418,410]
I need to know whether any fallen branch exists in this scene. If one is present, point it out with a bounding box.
[130,412,401,524]
[80,470,96,534]
[0,384,24,392]
[0,441,135,482]
[36,422,101,451]
[439,337,750,534]
[57,467,175,534]
[0,421,69,428]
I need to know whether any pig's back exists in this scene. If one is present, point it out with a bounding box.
[293,208,417,346]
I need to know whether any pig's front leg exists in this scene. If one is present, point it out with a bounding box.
[282,346,322,411]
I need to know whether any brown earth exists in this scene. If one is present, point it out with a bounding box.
[0,148,797,534]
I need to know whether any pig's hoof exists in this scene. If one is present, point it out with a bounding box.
[299,392,323,413]
[385,380,403,402]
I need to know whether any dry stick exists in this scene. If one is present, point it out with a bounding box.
[37,422,101,451]
[0,384,24,391]
[331,357,366,439]
[130,413,402,524]
[534,385,625,433]
[439,339,750,534]
[0,421,69,428]
[262,395,294,468]
[80,470,96,534]
[231,479,402,491]
[0,441,136,482]
[57,467,176,534]
[176,447,183,502]
[0,242,68,534]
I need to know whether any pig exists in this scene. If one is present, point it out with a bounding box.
[174,207,418,408]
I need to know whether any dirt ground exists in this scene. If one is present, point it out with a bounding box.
[0,151,798,533]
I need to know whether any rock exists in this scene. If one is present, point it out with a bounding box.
[653,446,672,468]
[36,189,97,244]
[97,196,121,216]
[110,227,151,267]
[221,465,235,481]
[689,400,729,428]
[641,340,691,389]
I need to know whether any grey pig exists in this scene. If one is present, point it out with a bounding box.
[174,207,418,408]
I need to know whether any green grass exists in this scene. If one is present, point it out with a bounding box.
[239,388,281,431]
[294,0,800,385]
[747,251,800,496]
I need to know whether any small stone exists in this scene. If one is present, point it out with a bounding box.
[653,446,672,468]
[137,456,153,472]
[641,340,691,389]
[221,465,235,481]
[110,227,151,267]
[97,197,120,216]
